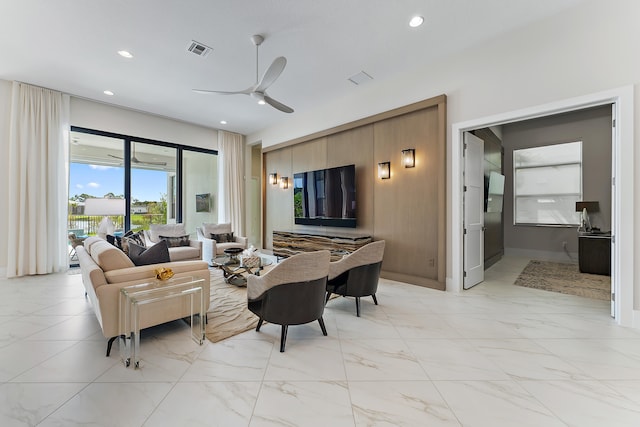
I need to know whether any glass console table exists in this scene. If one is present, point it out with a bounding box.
[119,276,206,368]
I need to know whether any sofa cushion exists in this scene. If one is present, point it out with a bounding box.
[128,240,171,266]
[160,234,190,247]
[148,223,187,243]
[168,246,201,262]
[202,222,231,237]
[90,240,135,271]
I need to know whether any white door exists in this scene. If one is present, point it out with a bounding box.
[464,132,484,289]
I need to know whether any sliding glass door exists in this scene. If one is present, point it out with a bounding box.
[68,127,218,241]
[68,132,125,237]
[129,141,177,231]
[182,149,218,232]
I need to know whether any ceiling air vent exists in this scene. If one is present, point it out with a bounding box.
[348,71,373,86]
[187,40,212,58]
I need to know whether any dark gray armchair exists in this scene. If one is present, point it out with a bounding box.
[325,240,385,317]
[247,250,330,352]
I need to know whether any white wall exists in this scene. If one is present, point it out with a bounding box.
[248,0,640,315]
[71,98,218,150]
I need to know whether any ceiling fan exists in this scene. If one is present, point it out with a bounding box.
[109,144,167,166]
[193,34,294,113]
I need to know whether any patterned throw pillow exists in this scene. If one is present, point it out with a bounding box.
[107,230,135,253]
[210,232,234,243]
[159,234,190,248]
[122,230,145,254]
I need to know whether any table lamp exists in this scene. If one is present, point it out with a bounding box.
[84,198,126,239]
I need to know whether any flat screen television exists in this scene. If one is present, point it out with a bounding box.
[294,164,356,227]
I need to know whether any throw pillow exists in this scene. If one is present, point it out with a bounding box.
[202,222,232,237]
[149,223,187,243]
[159,234,190,248]
[128,240,171,266]
[122,230,145,254]
[106,234,122,249]
[210,232,234,243]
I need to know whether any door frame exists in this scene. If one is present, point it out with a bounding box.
[449,85,634,327]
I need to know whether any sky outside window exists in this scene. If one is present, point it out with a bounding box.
[69,163,168,202]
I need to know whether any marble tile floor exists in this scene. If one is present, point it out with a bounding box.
[1,256,640,426]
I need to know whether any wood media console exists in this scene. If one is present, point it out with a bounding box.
[273,230,372,261]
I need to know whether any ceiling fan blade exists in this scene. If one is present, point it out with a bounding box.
[131,156,166,166]
[255,57,286,92]
[192,87,253,95]
[264,94,294,113]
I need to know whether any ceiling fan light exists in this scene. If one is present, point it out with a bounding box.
[409,15,424,27]
[251,91,267,105]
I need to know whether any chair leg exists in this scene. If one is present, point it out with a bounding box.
[256,318,264,332]
[106,336,118,357]
[372,294,378,305]
[318,317,328,336]
[355,297,361,317]
[325,291,331,304]
[280,325,288,352]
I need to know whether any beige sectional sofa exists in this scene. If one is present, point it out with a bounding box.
[77,236,211,356]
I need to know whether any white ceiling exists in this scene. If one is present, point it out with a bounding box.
[1,0,585,136]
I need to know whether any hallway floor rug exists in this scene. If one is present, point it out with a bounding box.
[513,260,610,301]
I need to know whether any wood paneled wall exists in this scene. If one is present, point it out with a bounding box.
[263,95,446,289]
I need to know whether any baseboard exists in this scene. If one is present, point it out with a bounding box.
[484,252,504,269]
[380,270,445,291]
[504,248,578,263]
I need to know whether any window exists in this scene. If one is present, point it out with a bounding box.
[513,141,582,225]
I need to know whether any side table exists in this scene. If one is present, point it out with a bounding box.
[119,276,206,368]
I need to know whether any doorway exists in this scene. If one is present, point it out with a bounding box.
[452,86,634,326]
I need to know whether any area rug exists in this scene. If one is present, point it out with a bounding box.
[513,260,610,301]
[205,268,259,343]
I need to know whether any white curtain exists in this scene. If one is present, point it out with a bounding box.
[218,131,245,236]
[7,82,70,277]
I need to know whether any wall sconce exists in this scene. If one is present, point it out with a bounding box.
[268,172,278,185]
[378,162,391,179]
[401,148,415,168]
[279,176,289,189]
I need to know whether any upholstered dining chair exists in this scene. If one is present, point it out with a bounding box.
[325,240,385,317]
[247,250,330,352]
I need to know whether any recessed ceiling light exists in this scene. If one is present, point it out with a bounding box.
[103,90,114,96]
[409,15,424,27]
[220,120,227,125]
[257,100,266,105]
[117,50,133,58]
